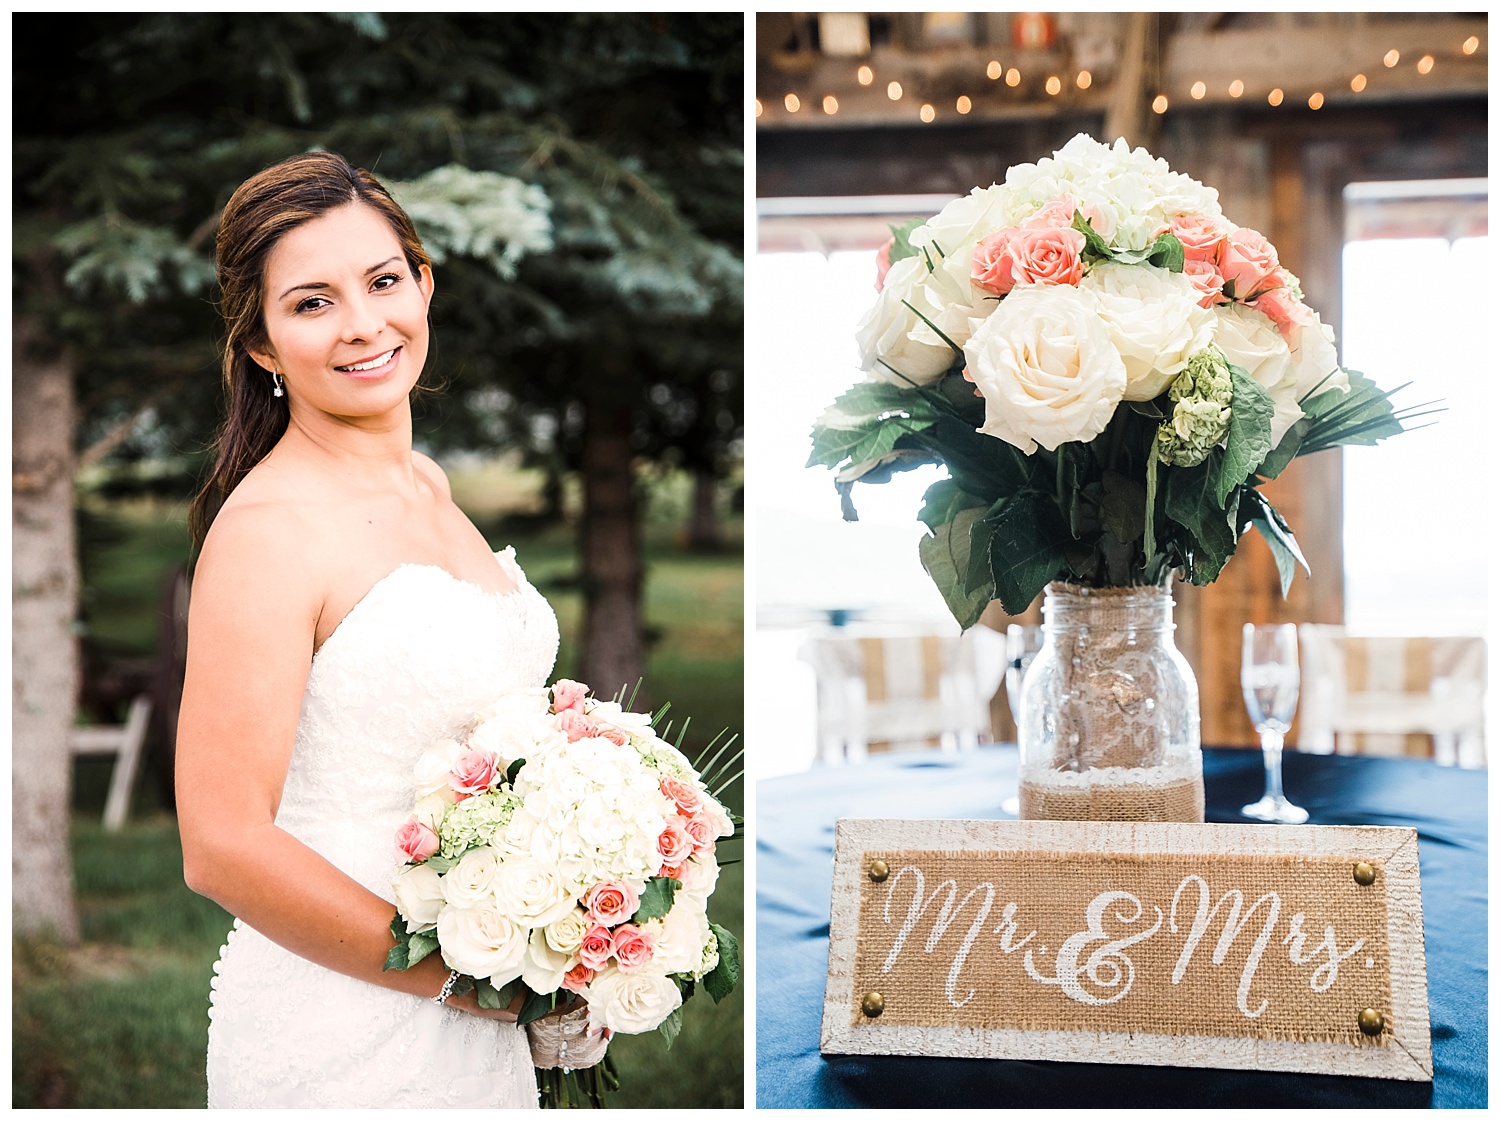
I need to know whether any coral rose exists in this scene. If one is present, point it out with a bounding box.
[1219,227,1281,301]
[610,924,656,973]
[657,817,695,867]
[584,880,641,926]
[578,924,614,972]
[971,226,1021,295]
[659,777,702,817]
[1006,226,1085,289]
[394,817,440,863]
[556,710,600,743]
[550,679,590,714]
[448,748,500,800]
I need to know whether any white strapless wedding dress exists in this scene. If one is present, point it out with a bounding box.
[206,548,558,1108]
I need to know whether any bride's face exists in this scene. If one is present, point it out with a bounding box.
[251,202,434,420]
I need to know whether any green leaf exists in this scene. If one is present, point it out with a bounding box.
[476,977,504,1010]
[1257,417,1308,481]
[703,922,742,1003]
[383,942,410,972]
[406,929,439,968]
[1147,231,1186,273]
[986,492,1067,615]
[1215,366,1275,506]
[918,504,995,629]
[1298,368,1409,453]
[491,977,526,1011]
[423,854,456,874]
[886,217,927,265]
[504,757,525,786]
[1240,489,1309,596]
[656,1004,685,1048]
[1101,470,1146,544]
[917,478,977,534]
[1071,211,1113,260]
[634,876,681,923]
[1165,449,1237,584]
[1144,438,1161,564]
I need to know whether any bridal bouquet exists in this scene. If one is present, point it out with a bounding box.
[385,680,740,1105]
[810,133,1417,627]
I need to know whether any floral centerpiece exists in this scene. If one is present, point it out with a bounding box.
[385,680,741,1106]
[809,134,1415,821]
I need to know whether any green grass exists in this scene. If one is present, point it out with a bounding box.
[22,471,744,1109]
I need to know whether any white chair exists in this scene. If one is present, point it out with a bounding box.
[798,626,1006,763]
[69,694,153,830]
[1298,625,1485,766]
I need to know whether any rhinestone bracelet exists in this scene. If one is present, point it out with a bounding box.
[433,968,461,1005]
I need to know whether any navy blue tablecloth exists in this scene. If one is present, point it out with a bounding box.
[755,747,1487,1108]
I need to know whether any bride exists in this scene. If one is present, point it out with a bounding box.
[177,151,568,1107]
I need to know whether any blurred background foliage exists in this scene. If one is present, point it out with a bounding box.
[13,12,743,1109]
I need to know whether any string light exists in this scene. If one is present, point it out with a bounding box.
[956,95,972,114]
[857,65,874,86]
[1005,68,1021,87]
[987,59,1002,80]
[1268,87,1284,106]
[1076,70,1092,90]
[1308,91,1325,110]
[1190,80,1206,99]
[1152,94,1169,114]
[754,99,763,117]
[1350,73,1367,92]
[1384,49,1400,67]
[822,95,839,115]
[1228,79,1244,97]
[919,103,936,123]
[1045,75,1061,96]
[784,93,800,112]
[1417,54,1435,74]
[887,81,903,101]
[1462,36,1479,55]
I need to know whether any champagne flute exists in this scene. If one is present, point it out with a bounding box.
[1240,623,1308,824]
[1002,625,1044,816]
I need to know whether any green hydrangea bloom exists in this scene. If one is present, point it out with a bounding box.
[1157,346,1233,467]
[693,929,721,982]
[437,789,521,859]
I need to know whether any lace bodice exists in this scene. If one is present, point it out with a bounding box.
[206,548,557,1108]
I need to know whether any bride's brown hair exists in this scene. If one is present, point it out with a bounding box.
[189,150,433,552]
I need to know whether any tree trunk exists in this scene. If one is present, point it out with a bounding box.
[12,317,80,943]
[688,467,720,551]
[578,389,645,703]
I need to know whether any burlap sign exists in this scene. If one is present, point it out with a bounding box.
[822,820,1431,1082]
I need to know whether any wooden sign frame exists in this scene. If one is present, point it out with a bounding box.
[822,819,1431,1082]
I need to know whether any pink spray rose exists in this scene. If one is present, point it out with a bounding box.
[684,813,718,854]
[595,724,629,747]
[1248,270,1316,339]
[610,924,656,973]
[448,748,500,800]
[874,237,894,292]
[562,962,595,994]
[578,925,614,972]
[659,777,703,817]
[1219,227,1281,301]
[556,710,600,743]
[1166,213,1229,263]
[971,226,1022,295]
[584,879,641,926]
[394,817,440,863]
[658,861,685,881]
[1020,194,1080,230]
[551,679,590,714]
[658,817,696,868]
[1005,226,1085,288]
[1183,257,1227,308]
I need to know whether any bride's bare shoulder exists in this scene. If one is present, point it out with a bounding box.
[411,450,452,499]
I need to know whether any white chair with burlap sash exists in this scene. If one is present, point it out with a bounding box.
[1297,624,1486,767]
[798,626,1005,763]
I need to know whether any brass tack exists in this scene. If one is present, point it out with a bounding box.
[861,991,885,1018]
[868,860,890,882]
[1353,862,1377,886]
[1358,1008,1385,1036]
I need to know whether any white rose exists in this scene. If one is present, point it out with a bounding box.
[469,692,566,762]
[1080,262,1215,401]
[521,928,571,995]
[1287,312,1349,400]
[643,901,712,975]
[908,185,1010,259]
[544,907,591,955]
[584,965,682,1035]
[493,806,542,857]
[413,738,465,798]
[436,901,528,985]
[855,255,963,386]
[440,845,502,909]
[963,284,1127,454]
[677,852,721,905]
[392,864,445,933]
[1212,303,1300,445]
[492,855,577,927]
[412,792,450,831]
